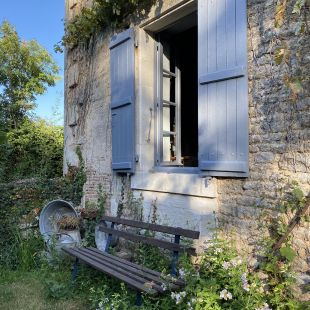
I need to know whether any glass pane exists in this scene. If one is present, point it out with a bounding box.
[162,106,176,132]
[162,134,176,163]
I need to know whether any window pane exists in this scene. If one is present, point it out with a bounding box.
[162,134,176,163]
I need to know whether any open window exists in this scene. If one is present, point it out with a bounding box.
[155,13,198,167]
[111,0,249,177]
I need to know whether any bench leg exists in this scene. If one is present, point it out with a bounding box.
[71,257,79,281]
[135,292,142,306]
[171,250,179,276]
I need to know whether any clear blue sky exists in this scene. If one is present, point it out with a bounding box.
[0,0,64,125]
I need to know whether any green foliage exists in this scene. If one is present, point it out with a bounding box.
[81,184,107,248]
[134,239,170,271]
[0,147,86,269]
[90,283,134,310]
[64,146,87,205]
[0,176,307,309]
[0,117,63,181]
[56,0,156,51]
[0,21,59,129]
[0,22,62,182]
[279,246,296,262]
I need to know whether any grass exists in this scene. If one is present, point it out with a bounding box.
[0,270,88,310]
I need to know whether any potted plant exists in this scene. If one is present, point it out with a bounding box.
[55,215,81,247]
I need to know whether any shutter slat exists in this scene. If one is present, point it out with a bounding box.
[198,0,248,176]
[199,66,246,84]
[110,28,135,172]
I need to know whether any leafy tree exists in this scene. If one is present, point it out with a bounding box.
[0,118,63,181]
[0,21,59,130]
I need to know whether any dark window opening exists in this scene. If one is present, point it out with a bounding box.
[157,13,198,167]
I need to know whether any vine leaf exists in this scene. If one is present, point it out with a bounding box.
[292,0,306,14]
[274,47,290,65]
[275,0,287,28]
[280,246,296,262]
[292,187,305,203]
[284,76,303,96]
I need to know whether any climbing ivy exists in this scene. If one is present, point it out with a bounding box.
[55,0,156,51]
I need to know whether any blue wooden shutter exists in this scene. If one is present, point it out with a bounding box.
[110,28,135,172]
[198,0,248,176]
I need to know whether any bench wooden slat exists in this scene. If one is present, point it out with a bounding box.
[82,248,183,289]
[102,216,200,239]
[63,247,159,295]
[74,248,166,293]
[79,248,180,291]
[99,225,196,254]
[89,247,163,277]
[88,247,185,286]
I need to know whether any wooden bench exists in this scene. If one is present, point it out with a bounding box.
[62,215,200,305]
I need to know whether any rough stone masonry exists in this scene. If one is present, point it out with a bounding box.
[64,0,310,299]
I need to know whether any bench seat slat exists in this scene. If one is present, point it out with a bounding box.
[87,247,185,286]
[82,247,183,289]
[63,247,158,295]
[73,248,166,293]
[102,216,200,239]
[99,226,196,254]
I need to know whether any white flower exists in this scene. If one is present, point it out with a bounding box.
[219,289,233,300]
[161,283,167,291]
[242,282,250,291]
[255,303,272,310]
[171,291,186,305]
[241,273,247,282]
[222,261,230,270]
[175,293,182,304]
[180,291,186,298]
[230,258,242,267]
[240,273,250,291]
[215,248,223,254]
[179,268,186,279]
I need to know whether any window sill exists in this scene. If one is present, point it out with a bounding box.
[131,170,217,198]
[151,166,200,174]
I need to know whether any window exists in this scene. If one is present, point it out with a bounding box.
[155,13,198,167]
[110,0,249,177]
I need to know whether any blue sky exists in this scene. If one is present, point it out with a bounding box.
[0,0,64,125]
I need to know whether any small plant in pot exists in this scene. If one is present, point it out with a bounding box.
[56,215,81,246]
[56,215,80,231]
[80,207,99,220]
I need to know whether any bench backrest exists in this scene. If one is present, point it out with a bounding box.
[99,215,200,254]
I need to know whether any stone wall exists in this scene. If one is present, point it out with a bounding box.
[64,0,309,298]
[218,0,309,276]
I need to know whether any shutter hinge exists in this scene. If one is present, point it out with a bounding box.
[134,37,139,48]
[135,155,139,163]
[204,177,213,187]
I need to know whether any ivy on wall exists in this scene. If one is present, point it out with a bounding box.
[55,0,155,51]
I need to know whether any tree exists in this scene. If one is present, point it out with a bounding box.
[0,21,59,130]
[0,117,64,181]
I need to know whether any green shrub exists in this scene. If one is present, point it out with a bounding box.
[0,118,63,181]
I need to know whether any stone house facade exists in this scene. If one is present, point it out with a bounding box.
[64,0,309,295]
